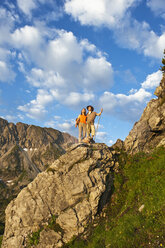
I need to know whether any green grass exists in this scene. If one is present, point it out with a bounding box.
[47,215,64,235]
[27,229,43,247]
[63,147,165,248]
[0,236,3,248]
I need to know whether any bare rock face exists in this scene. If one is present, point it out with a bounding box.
[124,75,165,154]
[2,143,118,248]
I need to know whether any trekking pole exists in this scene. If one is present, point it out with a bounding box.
[94,115,101,141]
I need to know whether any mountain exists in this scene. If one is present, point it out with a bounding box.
[124,75,165,154]
[0,117,77,176]
[0,118,77,237]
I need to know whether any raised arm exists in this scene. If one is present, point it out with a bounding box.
[96,108,103,116]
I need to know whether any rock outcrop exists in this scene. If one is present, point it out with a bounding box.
[2,143,119,248]
[124,75,165,154]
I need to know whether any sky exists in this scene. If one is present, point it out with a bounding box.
[0,0,165,145]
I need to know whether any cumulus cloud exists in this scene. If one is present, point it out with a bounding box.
[99,87,152,122]
[11,25,42,54]
[147,0,165,18]
[95,131,107,142]
[45,118,77,136]
[141,70,162,89]
[18,89,54,120]
[51,90,95,107]
[65,0,137,27]
[111,16,165,59]
[84,57,113,90]
[64,0,165,59]
[15,28,113,119]
[13,28,113,92]
[99,69,163,122]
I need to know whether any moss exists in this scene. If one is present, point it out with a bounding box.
[27,229,43,247]
[0,236,3,248]
[47,215,64,235]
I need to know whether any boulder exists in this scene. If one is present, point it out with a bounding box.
[2,143,118,248]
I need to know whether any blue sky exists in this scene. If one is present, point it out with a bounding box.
[0,0,165,145]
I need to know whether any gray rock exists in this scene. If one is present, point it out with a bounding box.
[2,143,118,248]
[124,75,165,154]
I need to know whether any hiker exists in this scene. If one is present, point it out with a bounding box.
[75,108,87,143]
[86,105,103,140]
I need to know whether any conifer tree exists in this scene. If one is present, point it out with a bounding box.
[160,49,165,74]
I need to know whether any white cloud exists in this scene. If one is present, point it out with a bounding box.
[114,17,165,59]
[0,61,16,82]
[17,0,36,16]
[26,68,66,88]
[18,89,54,120]
[99,88,152,122]
[11,25,41,48]
[141,70,162,89]
[147,0,165,18]
[11,26,114,120]
[14,28,113,93]
[65,0,137,27]
[64,0,165,59]
[99,69,163,122]
[95,131,107,142]
[45,117,76,134]
[0,7,17,45]
[108,139,115,145]
[142,32,165,58]
[84,57,113,90]
[51,90,95,107]
[3,115,17,123]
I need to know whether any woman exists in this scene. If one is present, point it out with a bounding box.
[75,108,87,142]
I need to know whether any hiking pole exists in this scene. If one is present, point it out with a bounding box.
[94,115,101,142]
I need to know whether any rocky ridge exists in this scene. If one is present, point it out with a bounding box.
[2,143,119,248]
[0,117,77,179]
[124,75,165,154]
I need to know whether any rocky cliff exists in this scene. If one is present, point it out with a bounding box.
[2,143,119,248]
[124,75,165,154]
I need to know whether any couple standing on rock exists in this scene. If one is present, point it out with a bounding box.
[75,105,103,143]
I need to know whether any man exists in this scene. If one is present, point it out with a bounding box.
[86,105,103,140]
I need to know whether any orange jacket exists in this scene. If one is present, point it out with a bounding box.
[78,115,87,124]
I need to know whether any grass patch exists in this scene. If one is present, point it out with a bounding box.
[0,236,3,248]
[47,215,64,235]
[63,147,165,248]
[28,229,43,247]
